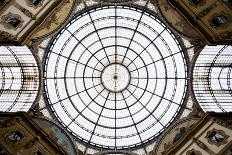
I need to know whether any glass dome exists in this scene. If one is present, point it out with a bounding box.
[43,5,188,149]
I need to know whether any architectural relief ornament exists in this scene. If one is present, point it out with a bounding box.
[0,31,17,41]
[25,137,39,149]
[1,12,23,29]
[13,2,34,18]
[5,130,25,144]
[186,148,202,155]
[223,147,232,155]
[209,12,231,29]
[189,0,206,7]
[206,128,229,147]
[215,119,232,130]
[98,0,133,3]
[43,13,59,29]
[196,1,219,18]
[193,138,215,155]
[0,0,11,10]
[36,0,69,31]
[25,0,44,9]
[220,31,232,39]
[0,118,16,128]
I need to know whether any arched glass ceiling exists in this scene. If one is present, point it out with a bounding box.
[44,5,188,149]
[193,45,232,112]
[0,46,40,112]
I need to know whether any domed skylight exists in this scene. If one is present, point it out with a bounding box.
[43,5,188,149]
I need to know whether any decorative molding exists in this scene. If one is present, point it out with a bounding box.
[0,112,66,154]
[220,31,232,40]
[25,0,44,9]
[1,12,24,30]
[13,2,34,18]
[186,148,202,155]
[196,1,219,18]
[5,130,25,145]
[193,138,215,155]
[0,30,17,41]
[206,128,229,147]
[25,137,40,149]
[32,150,45,155]
[209,12,231,29]
[0,118,16,128]
[215,119,232,130]
[43,13,59,29]
[223,145,232,155]
[18,0,63,44]
[189,0,206,7]
[0,0,11,14]
[98,0,132,3]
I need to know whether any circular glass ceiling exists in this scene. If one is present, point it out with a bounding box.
[44,5,188,149]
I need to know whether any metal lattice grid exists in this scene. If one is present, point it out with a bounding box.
[0,46,40,112]
[43,5,188,149]
[193,45,232,112]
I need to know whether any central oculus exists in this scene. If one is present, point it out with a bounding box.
[101,63,130,92]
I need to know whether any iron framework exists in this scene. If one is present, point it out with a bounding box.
[43,4,188,150]
[193,45,232,112]
[0,46,40,112]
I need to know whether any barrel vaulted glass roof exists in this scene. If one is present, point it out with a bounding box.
[0,46,40,112]
[193,45,232,112]
[43,5,188,150]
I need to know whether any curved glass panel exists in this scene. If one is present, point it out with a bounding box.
[193,45,232,112]
[44,5,188,149]
[0,46,40,112]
